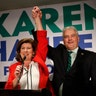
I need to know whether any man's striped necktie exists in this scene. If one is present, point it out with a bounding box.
[67,51,72,72]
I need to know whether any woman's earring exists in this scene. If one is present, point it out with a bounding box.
[32,53,35,57]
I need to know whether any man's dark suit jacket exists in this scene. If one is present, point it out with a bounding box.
[31,30,96,96]
[48,44,96,96]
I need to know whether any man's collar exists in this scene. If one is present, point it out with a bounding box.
[68,47,78,54]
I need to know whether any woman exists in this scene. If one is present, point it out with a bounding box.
[4,33,49,89]
[4,6,55,96]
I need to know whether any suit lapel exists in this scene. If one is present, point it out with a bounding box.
[63,49,69,72]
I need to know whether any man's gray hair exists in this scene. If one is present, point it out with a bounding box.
[62,26,78,37]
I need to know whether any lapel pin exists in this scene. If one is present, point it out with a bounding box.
[81,53,84,55]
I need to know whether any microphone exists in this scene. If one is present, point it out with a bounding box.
[22,56,26,65]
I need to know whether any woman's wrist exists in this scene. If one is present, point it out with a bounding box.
[35,18,43,30]
[12,77,20,88]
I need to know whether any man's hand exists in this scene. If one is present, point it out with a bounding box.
[32,6,42,19]
[32,6,43,30]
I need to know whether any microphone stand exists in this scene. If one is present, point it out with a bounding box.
[18,56,26,82]
[21,56,26,73]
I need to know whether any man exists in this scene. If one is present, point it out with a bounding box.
[32,6,96,96]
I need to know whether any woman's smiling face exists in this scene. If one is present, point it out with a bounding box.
[20,43,34,61]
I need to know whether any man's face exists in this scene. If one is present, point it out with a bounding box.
[63,29,79,50]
